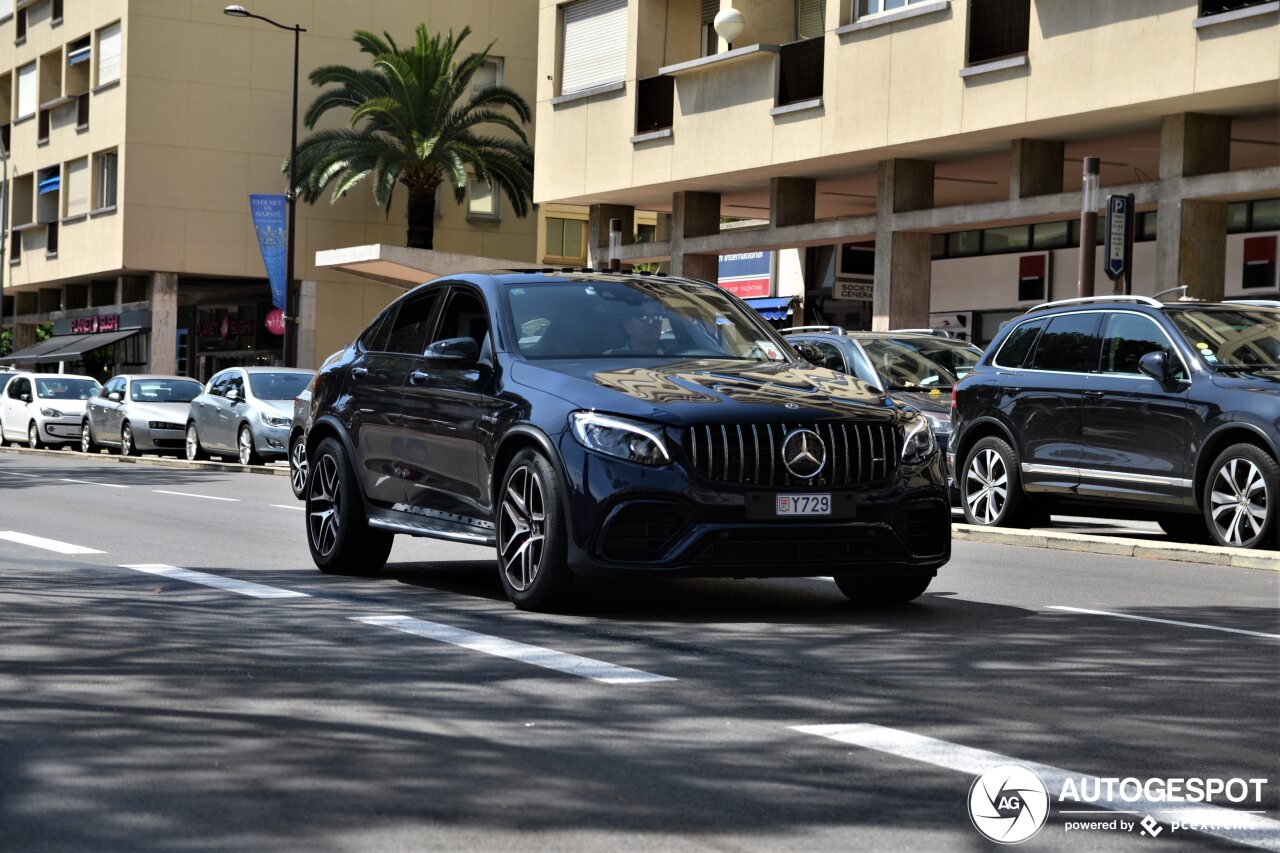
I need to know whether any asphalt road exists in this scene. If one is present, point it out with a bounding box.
[1,452,1277,852]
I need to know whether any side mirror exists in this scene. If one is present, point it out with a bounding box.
[425,337,481,366]
[20,393,32,404]
[227,388,242,403]
[1138,351,1173,382]
[792,342,825,367]
[108,391,122,402]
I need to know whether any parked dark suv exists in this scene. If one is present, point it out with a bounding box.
[951,296,1280,549]
[299,271,951,610]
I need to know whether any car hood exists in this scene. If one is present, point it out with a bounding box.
[887,389,952,416]
[1210,369,1280,392]
[258,400,293,419]
[510,358,899,424]
[125,401,192,421]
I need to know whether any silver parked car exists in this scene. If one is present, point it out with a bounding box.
[82,374,204,456]
[186,367,314,465]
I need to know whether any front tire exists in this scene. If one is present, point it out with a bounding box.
[81,420,98,454]
[1203,443,1277,549]
[238,425,262,466]
[834,573,933,605]
[28,421,42,450]
[496,449,573,611]
[289,435,308,499]
[306,437,393,575]
[120,422,139,457]
[961,436,1035,527]
[185,423,209,461]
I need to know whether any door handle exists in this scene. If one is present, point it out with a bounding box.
[1084,390,1105,401]
[409,370,430,386]
[350,367,368,378]
[1005,387,1023,396]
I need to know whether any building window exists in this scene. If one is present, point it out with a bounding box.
[797,0,826,38]
[1031,221,1071,250]
[560,0,627,95]
[967,0,1031,65]
[17,62,36,118]
[466,178,498,220]
[472,56,503,93]
[93,150,117,210]
[701,0,718,56]
[64,156,89,218]
[858,0,932,18]
[1252,199,1280,231]
[545,217,587,261]
[0,0,13,21]
[1201,0,1273,14]
[96,21,122,87]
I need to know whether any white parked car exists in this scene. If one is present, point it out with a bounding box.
[0,372,102,449]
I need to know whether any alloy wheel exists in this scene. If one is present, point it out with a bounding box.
[1209,458,1269,547]
[290,439,308,495]
[186,425,200,460]
[965,448,1007,524]
[28,423,39,449]
[238,428,253,465]
[81,423,92,454]
[499,463,546,592]
[308,452,341,557]
[122,425,134,456]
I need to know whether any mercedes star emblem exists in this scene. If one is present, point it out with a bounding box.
[781,428,827,479]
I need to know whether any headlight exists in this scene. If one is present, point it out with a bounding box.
[260,412,291,428]
[570,411,670,466]
[40,408,64,418]
[901,413,937,463]
[922,411,951,436]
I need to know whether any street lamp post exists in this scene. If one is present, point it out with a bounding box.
[1,138,10,357]
[1077,155,1100,298]
[224,5,305,368]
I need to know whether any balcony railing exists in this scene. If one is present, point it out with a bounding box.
[1201,0,1272,13]
[635,74,674,135]
[777,37,824,106]
[967,0,1031,65]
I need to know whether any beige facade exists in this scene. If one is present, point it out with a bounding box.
[533,0,1280,332]
[2,0,538,376]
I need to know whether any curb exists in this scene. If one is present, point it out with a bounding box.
[0,444,291,477]
[953,524,1280,571]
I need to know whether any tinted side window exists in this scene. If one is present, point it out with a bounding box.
[209,373,230,396]
[1027,313,1102,373]
[385,291,441,355]
[1101,314,1185,379]
[358,308,394,352]
[810,340,846,372]
[225,373,245,397]
[435,290,490,347]
[993,319,1045,368]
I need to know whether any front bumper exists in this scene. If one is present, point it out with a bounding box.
[557,435,951,579]
[253,422,291,458]
[41,417,82,443]
[135,422,187,451]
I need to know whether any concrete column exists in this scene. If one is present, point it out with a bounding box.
[1010,139,1064,200]
[297,280,317,369]
[670,191,721,280]
[655,213,673,242]
[873,159,934,330]
[587,204,635,269]
[1156,113,1232,302]
[770,177,816,229]
[147,272,178,375]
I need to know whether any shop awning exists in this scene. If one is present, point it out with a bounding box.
[0,329,139,364]
[744,296,796,321]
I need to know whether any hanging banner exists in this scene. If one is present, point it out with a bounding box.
[250,194,288,311]
[718,252,771,298]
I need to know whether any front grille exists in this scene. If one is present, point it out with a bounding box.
[690,526,898,565]
[599,504,686,561]
[684,422,900,487]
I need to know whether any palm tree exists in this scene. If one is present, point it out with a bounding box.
[291,26,533,250]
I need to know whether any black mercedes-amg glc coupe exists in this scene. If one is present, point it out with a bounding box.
[299,271,950,610]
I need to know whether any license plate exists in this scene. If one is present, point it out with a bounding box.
[775,493,831,516]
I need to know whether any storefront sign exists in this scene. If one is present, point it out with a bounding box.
[718,252,772,298]
[250,194,289,311]
[833,280,874,301]
[197,316,254,340]
[265,308,286,336]
[70,314,120,334]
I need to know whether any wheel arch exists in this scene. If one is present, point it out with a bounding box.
[491,426,576,544]
[954,417,1019,475]
[1194,423,1279,510]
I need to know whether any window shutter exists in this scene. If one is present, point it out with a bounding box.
[65,158,89,217]
[702,0,719,24]
[17,62,36,117]
[98,22,122,85]
[798,0,826,39]
[561,0,627,96]
[0,0,13,20]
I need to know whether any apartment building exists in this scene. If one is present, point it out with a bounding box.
[1,0,538,377]
[533,0,1279,341]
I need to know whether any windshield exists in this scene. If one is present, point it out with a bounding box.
[130,378,203,403]
[248,372,313,401]
[35,377,100,400]
[505,278,792,362]
[1169,309,1280,370]
[857,337,982,391]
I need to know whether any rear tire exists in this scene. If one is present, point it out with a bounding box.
[496,449,574,611]
[961,436,1039,527]
[1203,443,1278,549]
[306,437,393,575]
[834,573,934,605]
[185,423,209,461]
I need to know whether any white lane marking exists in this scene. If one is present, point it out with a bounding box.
[270,504,304,511]
[793,723,1280,851]
[1046,605,1280,641]
[60,477,127,488]
[352,614,675,685]
[0,471,40,478]
[121,564,308,599]
[0,531,105,555]
[152,489,239,502]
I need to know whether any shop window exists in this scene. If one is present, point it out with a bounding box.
[1252,199,1280,231]
[930,233,947,259]
[1137,211,1158,242]
[1031,221,1070,250]
[950,230,981,257]
[983,224,1031,253]
[1227,202,1250,233]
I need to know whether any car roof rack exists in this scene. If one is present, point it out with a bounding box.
[779,325,846,335]
[1026,295,1161,313]
[883,328,957,337]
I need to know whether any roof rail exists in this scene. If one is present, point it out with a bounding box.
[886,328,957,338]
[1026,295,1161,313]
[779,325,846,335]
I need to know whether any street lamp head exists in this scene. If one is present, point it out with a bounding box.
[223,5,251,17]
